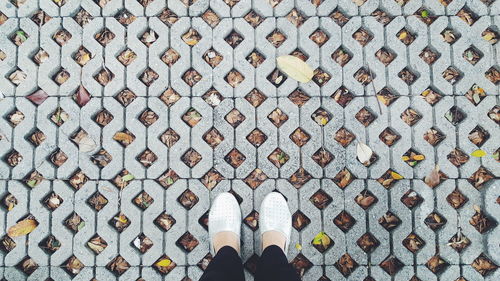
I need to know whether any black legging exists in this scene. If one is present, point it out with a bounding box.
[199,245,301,281]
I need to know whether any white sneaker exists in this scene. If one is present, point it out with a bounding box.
[208,192,241,255]
[259,192,292,254]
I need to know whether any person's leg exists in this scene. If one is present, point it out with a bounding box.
[255,192,301,281]
[199,193,245,281]
[255,245,300,281]
[199,245,245,281]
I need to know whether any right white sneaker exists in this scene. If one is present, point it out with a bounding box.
[208,192,241,255]
[259,192,292,254]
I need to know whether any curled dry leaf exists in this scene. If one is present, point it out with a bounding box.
[118,49,136,66]
[202,9,220,28]
[276,55,314,83]
[333,168,355,189]
[182,28,201,46]
[87,192,108,211]
[426,255,448,274]
[377,170,403,188]
[107,255,130,275]
[9,70,27,85]
[44,192,63,210]
[113,132,135,146]
[447,229,470,252]
[355,190,378,209]
[424,165,441,188]
[441,29,457,43]
[33,49,49,64]
[8,110,25,126]
[3,194,18,211]
[141,30,157,46]
[115,9,136,25]
[65,256,84,275]
[446,189,468,209]
[74,9,92,26]
[0,13,7,26]
[356,142,373,164]
[72,130,96,152]
[465,85,486,106]
[50,149,68,167]
[472,254,498,276]
[54,69,70,84]
[7,217,38,237]
[334,253,358,277]
[74,47,91,66]
[95,28,115,46]
[133,233,153,253]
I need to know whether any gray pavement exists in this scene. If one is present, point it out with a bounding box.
[0,0,499,280]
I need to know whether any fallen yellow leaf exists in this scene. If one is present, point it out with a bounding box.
[390,171,404,180]
[7,218,38,237]
[471,149,486,158]
[413,155,425,161]
[295,243,302,251]
[184,39,198,46]
[399,32,407,40]
[483,33,494,41]
[156,258,171,267]
[276,55,314,83]
[113,132,133,143]
[312,232,331,248]
[401,156,410,161]
[117,215,128,224]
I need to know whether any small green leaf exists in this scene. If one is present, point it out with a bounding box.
[77,221,85,231]
[27,180,37,188]
[444,111,453,123]
[421,10,429,18]
[312,233,323,245]
[166,177,174,185]
[465,51,474,60]
[312,231,331,248]
[16,31,27,41]
[122,174,135,182]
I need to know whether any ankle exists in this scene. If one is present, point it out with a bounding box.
[213,231,240,254]
[262,231,286,253]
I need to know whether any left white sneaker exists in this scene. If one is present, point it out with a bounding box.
[208,192,242,255]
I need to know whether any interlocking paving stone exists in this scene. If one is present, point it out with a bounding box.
[0,0,499,280]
